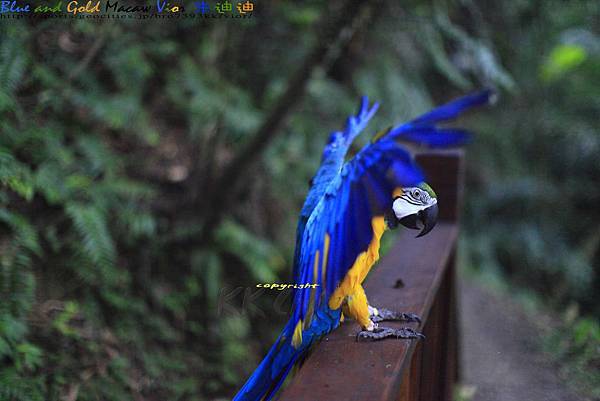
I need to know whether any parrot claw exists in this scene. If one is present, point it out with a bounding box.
[356,326,425,341]
[370,308,421,323]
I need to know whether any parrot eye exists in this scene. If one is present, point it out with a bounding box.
[413,189,421,198]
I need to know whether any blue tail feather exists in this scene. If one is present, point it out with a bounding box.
[232,323,300,401]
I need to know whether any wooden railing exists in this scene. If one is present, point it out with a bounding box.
[279,150,464,401]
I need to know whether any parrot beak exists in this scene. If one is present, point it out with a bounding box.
[384,209,400,230]
[416,203,438,238]
[397,203,438,237]
[398,213,419,230]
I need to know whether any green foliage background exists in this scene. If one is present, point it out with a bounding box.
[0,1,598,400]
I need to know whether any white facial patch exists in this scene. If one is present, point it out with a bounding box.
[392,197,437,220]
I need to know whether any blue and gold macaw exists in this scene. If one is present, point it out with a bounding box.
[233,90,492,401]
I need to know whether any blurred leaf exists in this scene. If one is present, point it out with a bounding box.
[52,301,80,338]
[15,343,43,371]
[215,220,284,283]
[422,24,472,90]
[541,44,588,82]
[65,203,116,270]
[573,318,600,346]
[0,148,34,201]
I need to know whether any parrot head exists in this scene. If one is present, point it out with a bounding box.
[386,183,439,237]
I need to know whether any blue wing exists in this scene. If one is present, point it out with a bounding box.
[386,89,493,147]
[292,98,379,284]
[291,136,424,330]
[290,90,493,334]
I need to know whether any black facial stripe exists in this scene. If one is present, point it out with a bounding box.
[399,195,424,206]
[401,194,419,202]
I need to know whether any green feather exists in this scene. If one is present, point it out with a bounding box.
[371,126,392,143]
[418,182,437,199]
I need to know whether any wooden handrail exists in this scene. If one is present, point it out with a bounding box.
[279,150,464,401]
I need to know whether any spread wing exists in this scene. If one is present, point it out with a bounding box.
[290,90,493,333]
[292,98,380,284]
[387,89,493,146]
[290,134,422,329]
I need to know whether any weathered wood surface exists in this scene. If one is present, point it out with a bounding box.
[279,150,463,401]
[279,223,458,401]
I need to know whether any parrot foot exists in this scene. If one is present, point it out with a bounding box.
[370,307,421,323]
[356,326,425,341]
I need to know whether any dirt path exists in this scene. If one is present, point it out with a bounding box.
[458,278,583,401]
